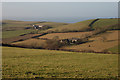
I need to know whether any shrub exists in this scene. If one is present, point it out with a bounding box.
[44,39,62,50]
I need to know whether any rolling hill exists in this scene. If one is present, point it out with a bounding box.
[2,20,68,38]
[60,30,119,53]
[40,18,119,33]
[2,18,119,79]
[42,19,95,33]
[2,18,120,53]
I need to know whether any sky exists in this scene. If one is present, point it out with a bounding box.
[1,0,120,2]
[2,2,118,23]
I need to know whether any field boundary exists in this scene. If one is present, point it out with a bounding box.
[2,43,118,54]
[89,19,100,27]
[2,33,48,44]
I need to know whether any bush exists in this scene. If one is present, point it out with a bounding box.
[44,39,62,50]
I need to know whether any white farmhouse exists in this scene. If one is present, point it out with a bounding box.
[39,25,43,28]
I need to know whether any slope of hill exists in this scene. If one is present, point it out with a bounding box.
[91,18,118,30]
[2,30,36,39]
[12,38,46,48]
[2,20,39,31]
[39,18,119,34]
[35,22,69,28]
[2,20,68,38]
[2,18,119,53]
[60,30,119,53]
[43,19,95,33]
[39,31,92,39]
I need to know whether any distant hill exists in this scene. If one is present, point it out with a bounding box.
[2,19,119,53]
[91,18,119,30]
[40,18,119,33]
[2,20,68,38]
[43,19,95,33]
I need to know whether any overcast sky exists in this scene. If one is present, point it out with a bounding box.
[2,2,118,22]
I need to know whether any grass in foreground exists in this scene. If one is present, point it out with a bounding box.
[2,47,118,78]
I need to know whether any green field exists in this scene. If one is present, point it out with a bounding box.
[35,22,69,28]
[2,19,119,79]
[2,20,68,38]
[2,47,118,78]
[2,30,35,38]
[2,20,39,31]
[39,18,119,34]
[92,18,118,29]
[2,18,119,39]
[42,19,95,33]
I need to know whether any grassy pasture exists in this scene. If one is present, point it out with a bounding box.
[2,20,68,32]
[2,20,69,38]
[2,47,118,78]
[2,30,36,39]
[2,20,40,38]
[2,34,41,44]
[2,18,119,39]
[91,18,118,29]
[39,32,92,39]
[35,22,69,28]
[2,20,39,31]
[40,19,95,33]
[38,18,119,33]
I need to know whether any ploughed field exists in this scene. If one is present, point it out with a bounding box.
[2,47,118,78]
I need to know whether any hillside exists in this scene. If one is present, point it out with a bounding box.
[42,19,95,33]
[2,18,119,79]
[61,30,119,53]
[2,20,68,38]
[2,18,119,53]
[91,18,118,30]
[2,20,69,31]
[40,18,119,33]
[39,32,92,39]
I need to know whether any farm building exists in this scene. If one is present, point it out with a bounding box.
[32,25,51,30]
[59,38,88,45]
[33,25,44,29]
[60,38,80,44]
